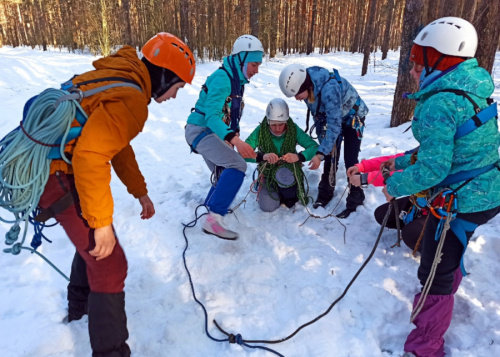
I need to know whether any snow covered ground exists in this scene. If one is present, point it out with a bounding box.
[0,46,499,357]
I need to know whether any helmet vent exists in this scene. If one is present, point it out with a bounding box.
[154,48,160,57]
[458,42,465,52]
[420,32,428,41]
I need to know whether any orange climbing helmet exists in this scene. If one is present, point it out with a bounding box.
[142,33,195,84]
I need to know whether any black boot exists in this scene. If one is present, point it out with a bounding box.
[65,252,90,323]
[336,208,355,219]
[88,292,131,357]
[314,154,335,208]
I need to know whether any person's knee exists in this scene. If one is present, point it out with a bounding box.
[226,155,247,173]
[259,201,279,212]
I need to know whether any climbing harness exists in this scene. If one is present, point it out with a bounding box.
[181,200,394,356]
[192,55,245,133]
[0,76,142,279]
[305,68,362,140]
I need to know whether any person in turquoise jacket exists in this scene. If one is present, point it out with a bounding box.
[245,98,321,212]
[381,17,500,357]
[185,35,263,240]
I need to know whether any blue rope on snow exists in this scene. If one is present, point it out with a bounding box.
[182,205,284,356]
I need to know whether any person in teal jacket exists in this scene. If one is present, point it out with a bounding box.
[245,98,321,212]
[185,35,263,240]
[381,17,500,357]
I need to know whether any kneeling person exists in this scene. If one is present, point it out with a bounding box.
[245,98,321,212]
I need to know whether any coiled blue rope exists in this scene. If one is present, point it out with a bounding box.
[182,205,284,356]
[0,88,82,280]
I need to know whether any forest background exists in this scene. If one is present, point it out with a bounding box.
[0,0,499,125]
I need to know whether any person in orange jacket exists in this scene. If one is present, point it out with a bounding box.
[35,33,195,356]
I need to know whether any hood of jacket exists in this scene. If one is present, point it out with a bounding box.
[408,59,494,102]
[92,45,152,100]
[307,66,333,97]
[222,55,250,87]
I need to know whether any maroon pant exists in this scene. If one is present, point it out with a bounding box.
[39,172,127,293]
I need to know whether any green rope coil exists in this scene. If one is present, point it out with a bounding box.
[257,118,309,206]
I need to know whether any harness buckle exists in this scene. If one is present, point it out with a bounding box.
[69,87,84,103]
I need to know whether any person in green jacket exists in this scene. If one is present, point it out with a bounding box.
[245,98,321,212]
[185,35,262,240]
[380,17,500,357]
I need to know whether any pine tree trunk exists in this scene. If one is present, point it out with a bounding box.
[474,0,500,74]
[390,0,424,127]
[250,0,259,37]
[306,0,317,54]
[361,0,377,76]
[381,0,395,60]
[121,0,133,46]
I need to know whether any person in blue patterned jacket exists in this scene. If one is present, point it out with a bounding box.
[279,63,369,218]
[381,17,500,357]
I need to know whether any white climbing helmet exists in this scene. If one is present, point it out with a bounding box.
[279,64,307,98]
[231,35,264,55]
[414,17,478,57]
[266,98,289,123]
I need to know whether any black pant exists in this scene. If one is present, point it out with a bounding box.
[418,205,500,295]
[67,251,90,321]
[278,184,299,208]
[319,122,364,209]
[374,197,426,251]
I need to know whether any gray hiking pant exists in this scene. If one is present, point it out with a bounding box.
[185,124,247,174]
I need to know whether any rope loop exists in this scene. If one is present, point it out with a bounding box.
[4,242,22,255]
[5,224,21,245]
[228,333,244,345]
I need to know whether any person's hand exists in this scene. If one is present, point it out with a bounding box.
[263,153,279,164]
[380,158,396,172]
[138,194,155,219]
[382,186,394,202]
[308,155,321,170]
[350,174,361,187]
[347,166,359,178]
[231,137,257,159]
[90,225,116,261]
[282,153,299,163]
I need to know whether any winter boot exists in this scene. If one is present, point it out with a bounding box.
[88,292,131,357]
[313,189,334,208]
[404,292,454,357]
[336,208,355,219]
[202,212,238,240]
[314,154,335,209]
[65,252,90,323]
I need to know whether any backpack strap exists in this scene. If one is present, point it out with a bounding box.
[47,77,143,159]
[438,89,498,140]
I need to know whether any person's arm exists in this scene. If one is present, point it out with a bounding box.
[317,81,343,155]
[294,122,319,161]
[73,91,148,229]
[111,144,147,198]
[386,98,455,197]
[244,125,261,163]
[360,153,406,172]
